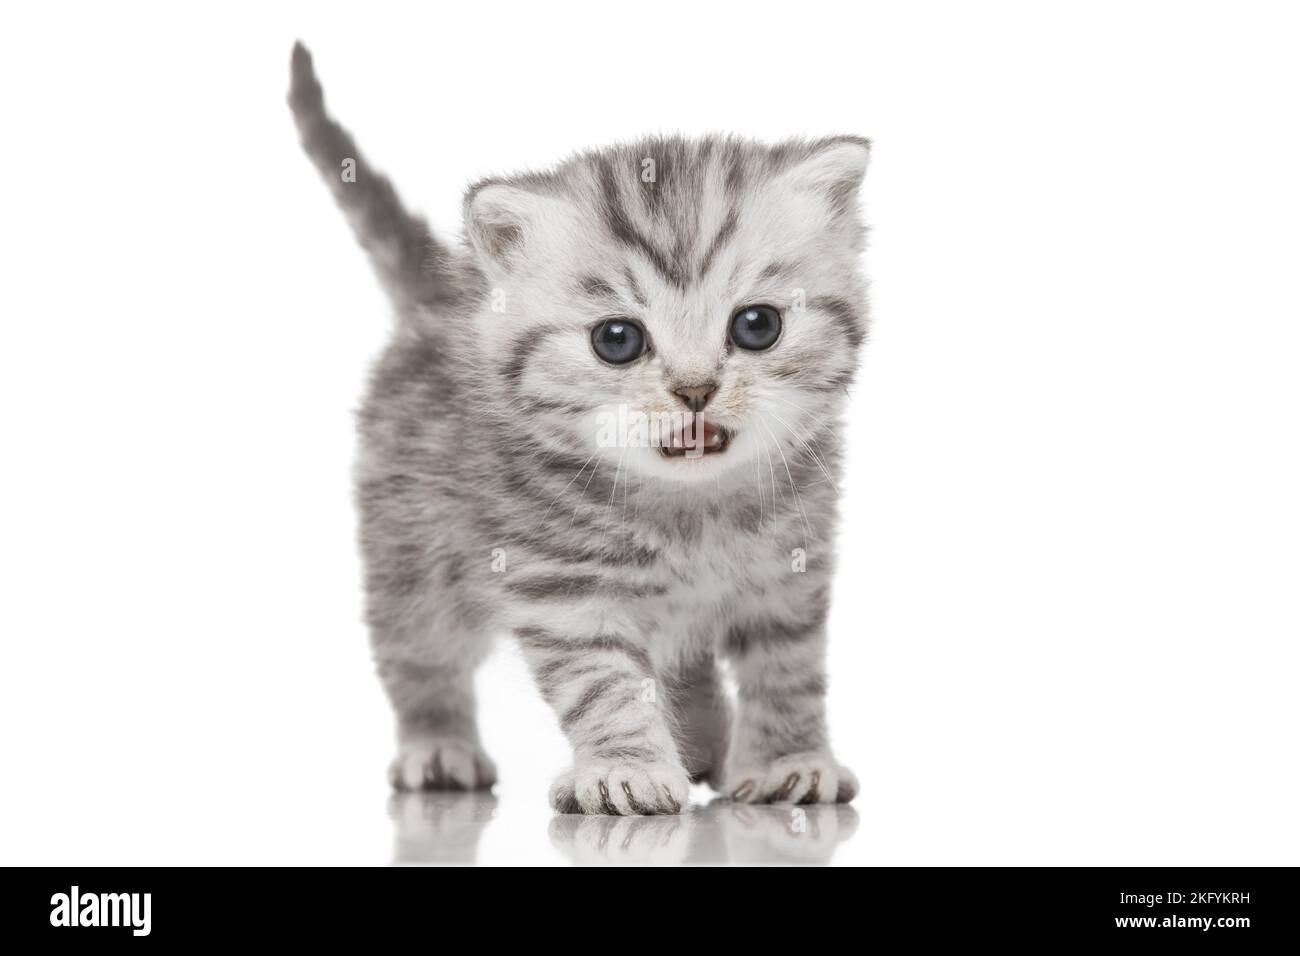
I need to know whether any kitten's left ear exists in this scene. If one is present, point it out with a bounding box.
[781,136,871,215]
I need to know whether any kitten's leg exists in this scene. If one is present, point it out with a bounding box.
[667,653,731,790]
[359,466,496,791]
[377,651,498,791]
[518,627,690,815]
[722,615,858,805]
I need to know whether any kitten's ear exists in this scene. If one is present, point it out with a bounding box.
[464,181,554,274]
[781,136,871,215]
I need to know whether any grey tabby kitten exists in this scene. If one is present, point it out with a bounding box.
[289,43,868,815]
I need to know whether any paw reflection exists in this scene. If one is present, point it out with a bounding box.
[389,791,498,864]
[549,812,693,865]
[715,800,860,864]
[548,800,859,865]
[388,791,860,864]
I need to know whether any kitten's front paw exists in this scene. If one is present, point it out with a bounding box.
[388,736,498,791]
[726,752,858,805]
[550,761,690,815]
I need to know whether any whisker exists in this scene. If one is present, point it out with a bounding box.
[567,450,606,532]
[759,391,836,450]
[766,410,839,493]
[597,446,628,561]
[513,450,601,552]
[760,429,783,507]
[759,419,811,553]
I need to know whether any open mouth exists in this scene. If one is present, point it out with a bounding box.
[660,419,732,458]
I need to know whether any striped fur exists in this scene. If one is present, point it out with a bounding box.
[289,43,868,813]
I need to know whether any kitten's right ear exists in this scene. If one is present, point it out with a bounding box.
[464,181,554,275]
[782,136,871,217]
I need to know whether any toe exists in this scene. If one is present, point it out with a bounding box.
[729,754,851,804]
[729,776,760,803]
[435,745,479,789]
[549,771,580,813]
[389,753,426,792]
[798,768,829,804]
[604,770,640,814]
[475,752,499,788]
[835,766,859,803]
[572,764,688,815]
[388,738,496,792]
[573,767,617,814]
[763,768,806,803]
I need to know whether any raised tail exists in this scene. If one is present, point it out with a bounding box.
[288,41,468,319]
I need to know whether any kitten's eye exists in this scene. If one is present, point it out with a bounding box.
[591,318,647,365]
[729,305,782,351]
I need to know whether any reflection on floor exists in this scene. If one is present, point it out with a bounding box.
[390,792,859,865]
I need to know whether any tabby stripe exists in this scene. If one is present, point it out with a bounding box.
[622,266,648,306]
[723,611,827,655]
[507,574,603,599]
[598,159,685,289]
[758,259,799,282]
[738,674,827,702]
[810,295,864,349]
[696,207,740,281]
[590,744,661,763]
[580,275,616,299]
[516,628,654,676]
[753,716,829,753]
[560,673,629,731]
[500,325,564,384]
[507,575,665,601]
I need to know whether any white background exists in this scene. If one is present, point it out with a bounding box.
[2,1,1297,865]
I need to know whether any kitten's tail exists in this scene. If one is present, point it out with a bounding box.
[288,41,467,320]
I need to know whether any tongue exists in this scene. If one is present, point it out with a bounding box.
[682,420,720,449]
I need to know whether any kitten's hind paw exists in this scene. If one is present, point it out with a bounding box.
[388,736,498,791]
[726,752,857,805]
[550,761,690,815]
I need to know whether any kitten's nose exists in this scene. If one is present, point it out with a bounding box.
[672,382,718,412]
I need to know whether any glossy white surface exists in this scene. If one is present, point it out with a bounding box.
[392,793,861,866]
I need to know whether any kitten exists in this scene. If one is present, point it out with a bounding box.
[289,42,868,815]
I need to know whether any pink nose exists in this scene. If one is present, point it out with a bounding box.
[673,383,717,412]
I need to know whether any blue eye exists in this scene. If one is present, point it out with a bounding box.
[729,305,782,351]
[591,318,647,365]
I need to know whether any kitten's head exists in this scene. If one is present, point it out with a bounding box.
[465,135,868,486]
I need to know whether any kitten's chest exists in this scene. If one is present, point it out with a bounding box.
[645,523,795,617]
